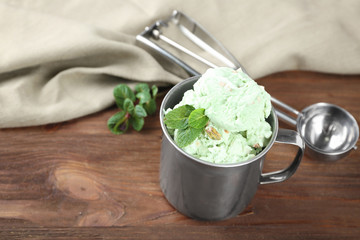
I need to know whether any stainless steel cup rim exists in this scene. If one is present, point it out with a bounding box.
[296,102,359,157]
[160,76,279,168]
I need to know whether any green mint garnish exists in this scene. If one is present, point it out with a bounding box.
[129,116,145,131]
[134,104,147,118]
[136,91,151,105]
[107,111,129,134]
[188,108,209,129]
[107,83,158,134]
[151,85,158,98]
[123,98,134,114]
[134,84,157,115]
[135,83,150,93]
[164,105,195,130]
[164,105,209,147]
[113,84,135,109]
[175,127,203,148]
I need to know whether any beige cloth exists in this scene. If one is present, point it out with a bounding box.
[1,0,359,128]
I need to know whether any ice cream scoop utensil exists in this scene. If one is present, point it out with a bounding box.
[136,10,359,160]
[271,100,358,161]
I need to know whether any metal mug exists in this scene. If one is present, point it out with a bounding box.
[159,76,305,221]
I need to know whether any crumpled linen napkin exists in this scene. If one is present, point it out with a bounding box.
[1,0,359,128]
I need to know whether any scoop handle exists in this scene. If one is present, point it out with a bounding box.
[260,129,305,184]
[275,109,297,126]
[271,96,300,126]
[271,97,300,115]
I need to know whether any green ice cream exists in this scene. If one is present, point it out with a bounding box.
[167,67,272,164]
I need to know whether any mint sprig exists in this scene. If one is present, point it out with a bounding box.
[108,83,158,134]
[164,105,209,147]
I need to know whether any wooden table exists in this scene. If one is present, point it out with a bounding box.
[0,71,359,239]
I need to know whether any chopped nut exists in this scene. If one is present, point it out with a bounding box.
[218,81,233,92]
[205,126,222,140]
[253,143,260,148]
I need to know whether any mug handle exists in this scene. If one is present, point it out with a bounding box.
[260,128,305,184]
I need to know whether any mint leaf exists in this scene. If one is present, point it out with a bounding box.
[136,91,151,105]
[144,98,156,115]
[123,98,134,114]
[167,128,175,136]
[107,111,129,134]
[114,84,136,101]
[114,84,135,109]
[151,85,158,98]
[130,117,144,131]
[135,83,150,93]
[115,99,124,110]
[134,105,147,118]
[164,105,195,129]
[175,127,203,148]
[188,108,209,129]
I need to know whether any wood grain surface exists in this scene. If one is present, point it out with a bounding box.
[0,71,359,239]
